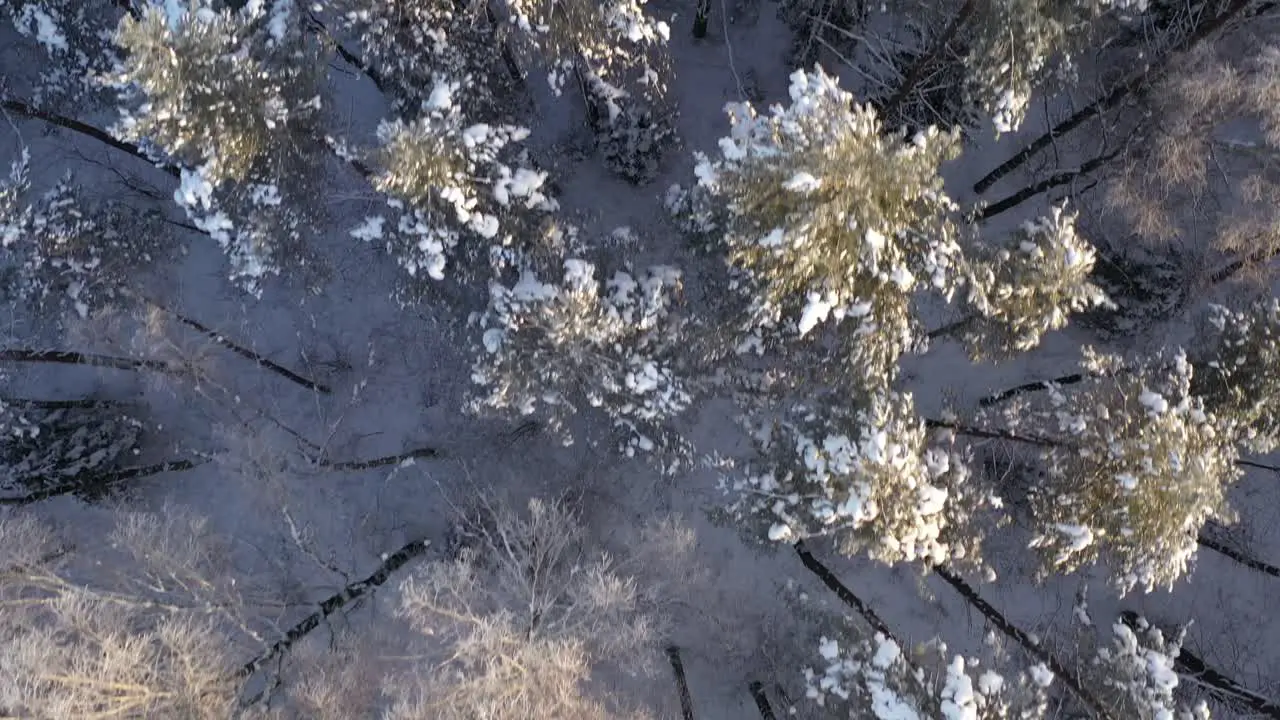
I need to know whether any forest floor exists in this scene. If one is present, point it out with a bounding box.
[3,1,1280,717]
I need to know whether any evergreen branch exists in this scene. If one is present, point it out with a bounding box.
[0,459,206,506]
[932,565,1115,720]
[0,98,178,178]
[665,646,696,720]
[238,537,433,680]
[971,0,1256,195]
[929,416,1280,477]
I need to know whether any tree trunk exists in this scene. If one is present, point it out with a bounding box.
[136,296,332,394]
[793,541,897,640]
[0,349,175,374]
[238,537,433,679]
[933,565,1114,720]
[749,681,777,720]
[693,0,710,37]
[1,99,178,178]
[666,646,696,719]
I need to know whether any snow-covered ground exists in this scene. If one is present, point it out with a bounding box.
[3,1,1280,717]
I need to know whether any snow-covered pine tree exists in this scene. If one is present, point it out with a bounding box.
[1192,297,1280,453]
[468,252,692,467]
[110,1,325,293]
[691,67,1116,573]
[989,348,1240,592]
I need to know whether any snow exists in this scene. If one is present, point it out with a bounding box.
[174,166,215,210]
[1139,389,1169,415]
[349,215,385,242]
[163,0,187,31]
[7,1,1280,718]
[267,0,293,43]
[16,5,66,53]
[783,171,822,193]
[1028,663,1054,688]
[798,292,836,337]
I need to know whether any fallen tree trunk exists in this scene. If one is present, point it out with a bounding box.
[933,565,1114,720]
[0,458,206,505]
[1,349,175,374]
[1,98,178,178]
[793,541,897,641]
[1196,534,1280,578]
[1119,611,1280,718]
[320,446,438,471]
[666,645,696,720]
[136,296,332,394]
[238,537,433,679]
[748,681,777,720]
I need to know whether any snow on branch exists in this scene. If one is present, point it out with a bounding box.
[731,390,996,569]
[1012,348,1241,592]
[697,65,963,388]
[355,79,557,286]
[959,204,1112,360]
[468,257,691,469]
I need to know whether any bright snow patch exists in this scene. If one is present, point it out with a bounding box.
[1028,663,1054,687]
[350,216,385,242]
[17,5,67,53]
[1139,389,1168,414]
[798,292,836,337]
[783,172,822,193]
